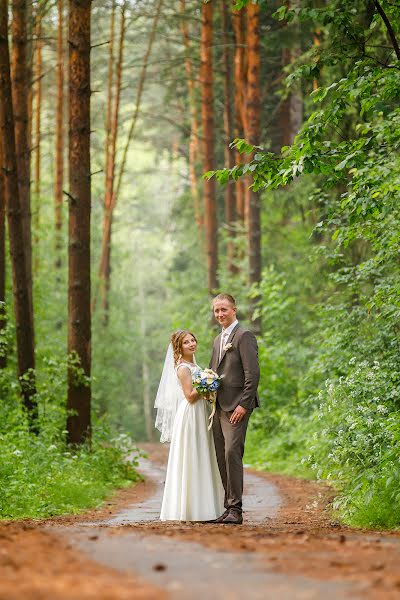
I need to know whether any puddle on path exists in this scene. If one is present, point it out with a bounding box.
[96,457,281,526]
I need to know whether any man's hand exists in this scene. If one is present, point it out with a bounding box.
[230,405,247,424]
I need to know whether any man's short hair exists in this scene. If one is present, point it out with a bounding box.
[212,293,236,307]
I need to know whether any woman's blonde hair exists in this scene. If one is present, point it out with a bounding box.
[170,329,197,366]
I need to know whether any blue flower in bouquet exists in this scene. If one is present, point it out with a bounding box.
[192,368,221,396]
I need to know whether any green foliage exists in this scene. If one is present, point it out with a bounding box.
[239,0,400,528]
[0,352,141,520]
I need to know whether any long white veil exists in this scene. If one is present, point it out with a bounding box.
[154,344,184,443]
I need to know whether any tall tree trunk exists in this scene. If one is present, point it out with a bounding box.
[113,0,163,205]
[0,127,6,368]
[54,0,64,269]
[313,27,321,91]
[26,0,33,162]
[104,0,116,198]
[221,0,237,274]
[278,49,293,149]
[246,1,261,332]
[201,0,218,293]
[232,9,246,223]
[276,1,303,150]
[138,276,153,441]
[0,0,37,425]
[67,0,91,445]
[33,12,41,271]
[11,0,34,327]
[100,1,126,326]
[90,0,115,316]
[180,0,202,230]
[92,0,163,316]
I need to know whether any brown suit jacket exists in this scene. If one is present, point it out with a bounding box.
[210,323,260,412]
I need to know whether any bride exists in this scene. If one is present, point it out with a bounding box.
[155,329,224,522]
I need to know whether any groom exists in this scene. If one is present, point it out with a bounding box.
[210,293,260,525]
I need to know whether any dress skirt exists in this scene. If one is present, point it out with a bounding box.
[160,397,224,522]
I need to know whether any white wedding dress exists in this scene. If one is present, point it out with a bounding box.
[160,363,224,522]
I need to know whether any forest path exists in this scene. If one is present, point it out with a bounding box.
[2,444,400,599]
[47,444,399,599]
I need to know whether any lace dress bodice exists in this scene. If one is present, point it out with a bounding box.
[175,362,199,388]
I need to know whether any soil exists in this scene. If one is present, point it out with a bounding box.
[1,443,400,599]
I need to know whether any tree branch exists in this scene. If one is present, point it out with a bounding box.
[373,0,400,60]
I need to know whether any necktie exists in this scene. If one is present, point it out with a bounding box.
[220,331,228,361]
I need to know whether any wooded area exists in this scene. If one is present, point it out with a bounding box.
[0,0,400,527]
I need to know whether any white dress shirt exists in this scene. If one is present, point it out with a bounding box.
[219,319,238,361]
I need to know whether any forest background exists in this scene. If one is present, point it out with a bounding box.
[0,0,400,528]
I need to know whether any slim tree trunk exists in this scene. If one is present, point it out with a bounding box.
[201,0,218,293]
[180,0,202,230]
[0,127,6,368]
[104,0,115,198]
[246,1,261,332]
[138,276,154,441]
[33,12,41,271]
[278,49,293,148]
[313,27,321,91]
[99,1,126,326]
[26,0,33,160]
[276,2,303,149]
[113,0,163,205]
[54,0,64,269]
[92,0,163,316]
[0,0,37,425]
[232,8,247,223]
[11,0,34,326]
[221,0,236,274]
[90,0,115,316]
[67,0,91,445]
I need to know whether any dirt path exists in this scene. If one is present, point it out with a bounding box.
[2,443,400,599]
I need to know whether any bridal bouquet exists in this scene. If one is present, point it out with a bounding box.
[192,368,221,430]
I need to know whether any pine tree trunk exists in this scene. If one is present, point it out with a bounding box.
[221,0,236,274]
[277,47,303,149]
[90,1,115,316]
[0,0,37,425]
[0,127,6,369]
[246,1,261,333]
[26,0,33,161]
[139,277,154,441]
[54,0,64,269]
[67,0,91,445]
[232,9,247,223]
[180,0,202,230]
[276,1,303,150]
[100,2,126,327]
[104,0,116,198]
[278,49,292,148]
[201,0,218,293]
[92,0,163,317]
[11,0,34,327]
[113,0,163,206]
[313,27,321,91]
[33,12,41,271]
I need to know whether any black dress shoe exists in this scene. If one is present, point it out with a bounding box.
[222,509,243,525]
[207,509,230,524]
